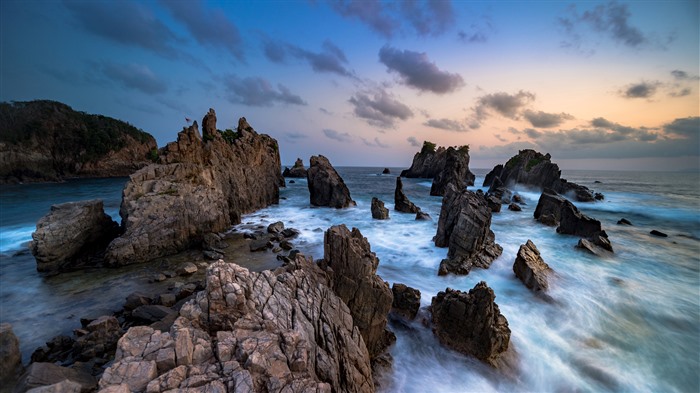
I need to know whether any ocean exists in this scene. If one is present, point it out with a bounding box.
[1,168,698,392]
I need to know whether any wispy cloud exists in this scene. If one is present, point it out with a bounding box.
[282,131,309,143]
[348,87,413,128]
[96,61,167,95]
[523,110,574,128]
[223,75,306,106]
[378,45,464,94]
[424,118,467,132]
[361,137,390,148]
[407,136,420,147]
[323,128,354,142]
[262,39,355,78]
[401,0,456,37]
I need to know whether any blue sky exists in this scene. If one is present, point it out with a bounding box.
[1,0,698,170]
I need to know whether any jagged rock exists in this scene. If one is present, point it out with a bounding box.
[430,147,472,196]
[99,257,376,392]
[594,192,605,201]
[31,336,75,365]
[124,292,153,312]
[508,203,522,212]
[281,228,300,239]
[71,316,123,362]
[1,323,22,385]
[558,179,595,202]
[650,230,668,237]
[513,240,551,291]
[14,363,97,393]
[0,100,157,184]
[371,197,389,220]
[512,194,524,204]
[394,177,421,214]
[391,284,421,321]
[321,225,394,359]
[201,108,219,142]
[279,240,293,250]
[486,195,502,213]
[31,200,119,274]
[202,233,227,251]
[435,184,503,275]
[282,158,308,178]
[104,114,283,266]
[557,202,604,238]
[482,164,503,187]
[307,155,355,208]
[177,262,198,276]
[616,218,632,225]
[533,189,567,226]
[382,168,390,174]
[267,221,284,234]
[401,142,475,186]
[430,282,510,366]
[415,211,431,220]
[248,238,272,252]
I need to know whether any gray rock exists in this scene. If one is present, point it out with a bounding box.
[401,142,475,186]
[124,292,153,311]
[249,238,272,252]
[131,305,176,323]
[415,211,431,220]
[513,240,551,291]
[617,218,632,225]
[371,197,389,220]
[650,230,668,237]
[267,221,285,234]
[176,262,197,276]
[307,155,355,208]
[282,158,308,178]
[394,177,421,214]
[14,363,96,393]
[281,228,300,238]
[430,147,472,196]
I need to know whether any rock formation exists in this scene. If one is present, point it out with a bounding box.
[431,282,511,366]
[320,225,394,359]
[104,113,283,266]
[401,142,475,186]
[31,200,119,273]
[0,323,22,386]
[307,155,355,208]
[435,185,503,275]
[513,240,552,291]
[14,362,97,393]
[0,100,157,184]
[98,257,377,393]
[394,177,421,214]
[282,158,308,178]
[371,197,389,220]
[382,168,391,174]
[483,149,600,202]
[391,284,421,321]
[430,147,472,196]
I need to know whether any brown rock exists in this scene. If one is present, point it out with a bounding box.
[513,240,551,291]
[15,363,96,393]
[0,323,22,385]
[394,177,421,214]
[430,146,473,196]
[391,284,421,321]
[371,197,389,220]
[307,155,355,208]
[282,158,307,178]
[401,142,475,186]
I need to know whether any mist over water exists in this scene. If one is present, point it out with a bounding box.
[0,169,698,392]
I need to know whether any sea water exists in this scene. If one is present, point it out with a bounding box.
[0,169,698,392]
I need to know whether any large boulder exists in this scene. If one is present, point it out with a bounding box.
[0,323,22,385]
[435,186,503,275]
[104,114,283,266]
[430,147,471,196]
[320,225,394,359]
[394,177,421,214]
[371,197,389,220]
[533,188,567,226]
[391,284,421,321]
[307,155,355,208]
[98,257,376,393]
[31,199,119,273]
[513,240,552,291]
[431,282,511,366]
[282,158,307,178]
[401,142,475,187]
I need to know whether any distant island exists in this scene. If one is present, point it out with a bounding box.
[0,100,157,184]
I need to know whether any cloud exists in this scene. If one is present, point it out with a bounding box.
[669,88,692,98]
[348,88,414,128]
[494,134,507,142]
[407,136,420,147]
[223,75,306,106]
[262,38,287,63]
[620,81,660,98]
[288,41,354,77]
[400,0,456,37]
[160,0,244,61]
[96,62,167,94]
[378,45,464,94]
[523,110,574,128]
[469,90,535,128]
[282,132,308,143]
[424,118,467,132]
[361,137,390,148]
[523,128,543,139]
[319,108,333,115]
[328,0,395,37]
[671,69,700,81]
[458,15,494,43]
[664,117,699,137]
[323,129,353,142]
[63,0,180,58]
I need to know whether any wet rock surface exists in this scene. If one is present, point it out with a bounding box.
[307,155,355,208]
[371,197,389,220]
[391,284,421,321]
[282,158,307,178]
[430,147,473,196]
[394,177,421,214]
[513,240,552,291]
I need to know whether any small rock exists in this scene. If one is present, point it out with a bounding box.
[176,283,198,300]
[513,240,551,291]
[415,211,431,220]
[157,294,177,307]
[162,270,177,278]
[650,230,668,237]
[267,221,285,234]
[176,262,198,276]
[0,323,22,384]
[371,197,390,220]
[272,247,282,253]
[203,250,223,260]
[149,273,167,283]
[594,192,604,201]
[249,238,272,252]
[382,168,391,174]
[391,284,421,320]
[279,240,293,250]
[512,194,523,204]
[131,305,176,323]
[281,228,300,238]
[617,218,632,225]
[289,180,295,184]
[507,203,522,212]
[486,195,501,213]
[124,292,152,311]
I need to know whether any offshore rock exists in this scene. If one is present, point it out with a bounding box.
[533,188,567,226]
[513,240,552,291]
[371,197,389,220]
[391,284,421,321]
[382,168,391,174]
[435,184,503,275]
[430,147,472,196]
[282,158,307,178]
[307,155,355,208]
[321,225,394,359]
[401,142,475,187]
[104,113,282,265]
[31,199,119,274]
[0,323,22,386]
[98,257,376,393]
[431,282,511,366]
[394,177,421,214]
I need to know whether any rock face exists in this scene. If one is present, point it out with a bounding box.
[0,323,22,385]
[0,100,157,184]
[371,197,389,220]
[282,158,308,178]
[430,147,472,196]
[14,362,97,393]
[483,149,599,202]
[513,240,552,291]
[401,142,475,187]
[431,282,510,366]
[104,114,283,266]
[435,185,503,275]
[31,200,119,273]
[394,177,421,214]
[391,284,421,321]
[320,225,394,359]
[307,155,355,208]
[98,257,377,393]
[382,168,390,174]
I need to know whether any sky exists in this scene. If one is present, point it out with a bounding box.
[1,0,698,171]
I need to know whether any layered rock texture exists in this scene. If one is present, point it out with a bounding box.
[282,158,308,178]
[391,284,421,321]
[99,256,378,393]
[0,100,156,183]
[371,197,389,220]
[483,149,599,202]
[401,142,475,192]
[104,111,283,265]
[31,200,119,273]
[320,225,394,360]
[307,155,355,208]
[431,282,511,366]
[513,240,552,291]
[435,185,503,275]
[394,177,421,214]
